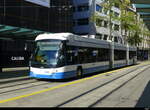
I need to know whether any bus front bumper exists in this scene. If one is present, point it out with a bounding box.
[30,71,76,79]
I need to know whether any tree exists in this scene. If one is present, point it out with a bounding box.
[118,0,148,46]
[90,0,150,46]
[119,0,133,44]
[102,0,121,40]
[90,0,121,40]
[121,11,142,46]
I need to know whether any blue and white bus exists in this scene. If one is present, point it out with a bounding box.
[29,33,137,79]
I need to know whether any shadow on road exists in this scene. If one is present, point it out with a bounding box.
[0,70,29,80]
[135,80,150,107]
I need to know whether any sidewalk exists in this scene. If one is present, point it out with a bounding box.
[2,67,29,72]
[0,67,29,81]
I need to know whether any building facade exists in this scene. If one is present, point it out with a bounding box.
[72,0,123,44]
[137,22,150,60]
[72,0,95,35]
[0,0,73,70]
[0,0,73,33]
[0,0,150,71]
[72,0,150,60]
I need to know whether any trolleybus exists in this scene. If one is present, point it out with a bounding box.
[29,33,137,79]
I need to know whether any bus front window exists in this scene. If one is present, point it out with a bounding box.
[31,40,63,68]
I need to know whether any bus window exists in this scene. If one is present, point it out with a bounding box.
[30,40,65,68]
[66,46,78,65]
[114,50,126,60]
[97,48,109,61]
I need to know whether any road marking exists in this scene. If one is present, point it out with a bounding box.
[0,62,149,104]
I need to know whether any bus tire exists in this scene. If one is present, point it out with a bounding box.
[76,67,83,78]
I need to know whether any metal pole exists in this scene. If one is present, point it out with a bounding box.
[110,42,114,69]
[126,44,129,65]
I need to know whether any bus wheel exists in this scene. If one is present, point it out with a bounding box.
[76,67,83,78]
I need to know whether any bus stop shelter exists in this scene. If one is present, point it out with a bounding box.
[0,24,51,72]
[0,24,50,40]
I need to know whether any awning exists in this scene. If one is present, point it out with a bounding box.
[0,24,51,39]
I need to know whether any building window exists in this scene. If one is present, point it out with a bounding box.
[114,12,119,17]
[109,10,114,15]
[96,19,103,27]
[77,4,89,12]
[73,20,76,26]
[114,36,118,43]
[118,37,123,44]
[0,0,73,33]
[114,24,119,31]
[104,21,108,28]
[96,4,102,12]
[73,6,76,12]
[77,18,89,25]
[103,35,108,40]
[96,34,103,39]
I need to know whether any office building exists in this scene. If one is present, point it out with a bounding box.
[0,0,73,70]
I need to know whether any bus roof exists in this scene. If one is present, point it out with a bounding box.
[35,33,74,41]
[35,33,137,51]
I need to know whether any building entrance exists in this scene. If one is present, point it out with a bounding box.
[0,38,35,72]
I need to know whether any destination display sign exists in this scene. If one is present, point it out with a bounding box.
[25,0,50,8]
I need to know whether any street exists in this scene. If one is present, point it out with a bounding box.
[0,61,150,107]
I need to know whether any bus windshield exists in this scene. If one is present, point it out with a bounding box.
[31,40,63,68]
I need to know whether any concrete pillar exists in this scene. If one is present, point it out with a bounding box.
[126,44,129,65]
[109,42,114,69]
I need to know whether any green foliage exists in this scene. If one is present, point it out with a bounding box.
[118,0,149,46]
[101,0,121,39]
[127,32,143,46]
[90,13,106,23]
[91,0,150,46]
[119,11,136,31]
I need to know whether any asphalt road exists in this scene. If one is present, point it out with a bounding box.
[0,61,150,107]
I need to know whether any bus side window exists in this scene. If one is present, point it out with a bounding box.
[66,46,77,65]
[78,47,85,64]
[98,48,109,61]
[114,50,126,60]
[86,48,92,63]
[92,50,98,62]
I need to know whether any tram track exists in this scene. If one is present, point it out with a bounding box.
[0,65,139,95]
[0,79,42,89]
[56,64,150,107]
[0,77,32,85]
[0,63,148,102]
[0,79,51,95]
[89,66,149,107]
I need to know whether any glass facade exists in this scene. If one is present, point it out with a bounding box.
[0,39,35,68]
[0,0,73,33]
[0,0,73,69]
